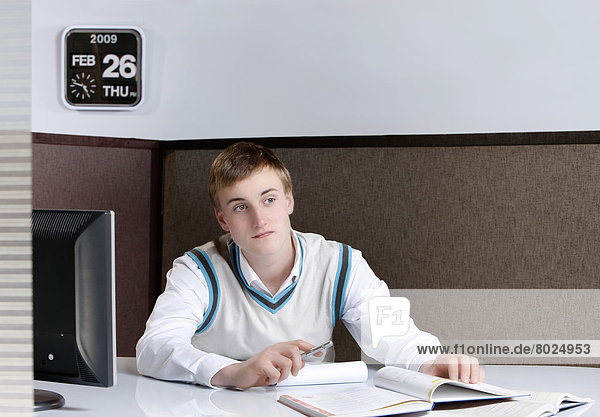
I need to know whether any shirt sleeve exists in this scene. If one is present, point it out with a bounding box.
[340,249,441,372]
[135,255,238,387]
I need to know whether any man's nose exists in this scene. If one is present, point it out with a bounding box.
[251,207,267,228]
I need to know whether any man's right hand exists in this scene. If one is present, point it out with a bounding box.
[210,339,317,389]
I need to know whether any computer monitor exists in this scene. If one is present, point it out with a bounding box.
[32,209,116,411]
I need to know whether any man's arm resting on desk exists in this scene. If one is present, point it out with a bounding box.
[339,252,484,382]
[210,340,319,389]
[137,258,320,389]
[136,335,239,387]
[136,258,240,387]
[340,253,441,372]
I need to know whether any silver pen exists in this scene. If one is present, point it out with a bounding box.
[301,340,333,360]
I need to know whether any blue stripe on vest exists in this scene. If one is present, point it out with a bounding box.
[185,248,220,334]
[228,236,304,314]
[332,244,352,327]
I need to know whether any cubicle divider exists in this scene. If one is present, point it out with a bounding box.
[160,133,600,363]
[32,133,162,357]
[32,131,600,362]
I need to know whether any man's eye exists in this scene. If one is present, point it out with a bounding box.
[265,198,275,205]
[234,204,247,212]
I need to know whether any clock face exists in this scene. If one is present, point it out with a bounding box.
[62,27,144,110]
[69,73,97,100]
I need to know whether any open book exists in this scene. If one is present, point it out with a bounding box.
[427,390,594,416]
[506,390,593,417]
[278,366,527,417]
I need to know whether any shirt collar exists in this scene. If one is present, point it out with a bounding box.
[238,231,301,297]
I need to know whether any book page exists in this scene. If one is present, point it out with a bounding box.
[374,366,442,399]
[374,367,523,403]
[277,361,368,387]
[279,385,430,416]
[428,400,555,417]
[432,382,526,402]
[516,391,594,411]
[430,397,594,417]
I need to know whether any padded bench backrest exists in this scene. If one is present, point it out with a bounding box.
[161,143,600,362]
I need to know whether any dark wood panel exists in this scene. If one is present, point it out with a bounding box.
[159,130,600,150]
[32,133,161,357]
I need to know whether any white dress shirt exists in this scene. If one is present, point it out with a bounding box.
[136,232,441,387]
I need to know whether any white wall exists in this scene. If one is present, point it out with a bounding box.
[32,0,600,140]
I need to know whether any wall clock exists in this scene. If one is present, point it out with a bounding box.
[62,26,144,110]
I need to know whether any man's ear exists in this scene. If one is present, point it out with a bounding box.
[214,207,229,231]
[286,190,294,215]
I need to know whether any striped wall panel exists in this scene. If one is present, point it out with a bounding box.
[1,0,32,416]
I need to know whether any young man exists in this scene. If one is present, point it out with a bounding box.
[136,142,484,389]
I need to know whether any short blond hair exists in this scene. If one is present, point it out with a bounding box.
[208,142,292,208]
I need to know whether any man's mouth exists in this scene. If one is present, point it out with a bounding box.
[252,231,274,239]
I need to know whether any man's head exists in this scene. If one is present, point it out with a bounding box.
[208,142,292,209]
[209,142,295,263]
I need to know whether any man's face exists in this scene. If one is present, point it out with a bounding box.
[214,167,294,262]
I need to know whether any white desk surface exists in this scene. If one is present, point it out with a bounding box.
[34,357,598,416]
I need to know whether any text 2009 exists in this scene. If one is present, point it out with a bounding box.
[90,34,118,44]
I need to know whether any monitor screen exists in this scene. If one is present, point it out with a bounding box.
[32,209,116,410]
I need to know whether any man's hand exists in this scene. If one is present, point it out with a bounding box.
[419,354,485,384]
[210,340,317,389]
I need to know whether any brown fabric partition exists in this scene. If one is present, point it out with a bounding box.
[161,141,600,361]
[33,132,600,361]
[32,133,161,357]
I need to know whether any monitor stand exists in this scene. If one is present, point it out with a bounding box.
[34,389,65,412]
